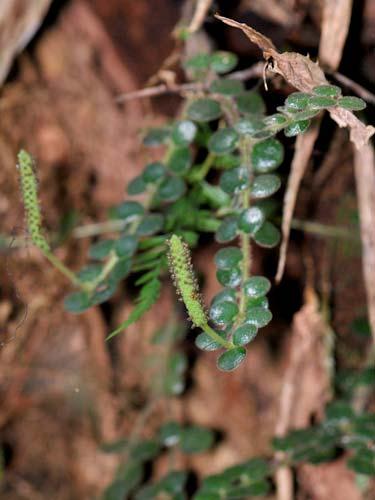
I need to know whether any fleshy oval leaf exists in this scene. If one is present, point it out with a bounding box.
[217,347,247,371]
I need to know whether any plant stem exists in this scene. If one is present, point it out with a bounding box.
[189,153,216,182]
[43,249,87,290]
[202,323,234,349]
[238,137,253,319]
[86,152,166,293]
[87,251,119,292]
[73,220,128,238]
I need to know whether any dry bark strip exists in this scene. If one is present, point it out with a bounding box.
[319,0,353,70]
[0,0,52,84]
[274,287,332,500]
[276,0,354,282]
[354,144,375,343]
[188,0,213,33]
[275,120,321,282]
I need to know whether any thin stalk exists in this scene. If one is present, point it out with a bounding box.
[86,176,160,292]
[86,252,119,292]
[189,153,216,182]
[73,220,128,238]
[238,136,253,319]
[202,323,234,349]
[43,250,88,290]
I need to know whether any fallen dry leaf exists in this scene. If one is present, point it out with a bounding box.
[215,14,277,56]
[215,14,375,149]
[216,11,374,287]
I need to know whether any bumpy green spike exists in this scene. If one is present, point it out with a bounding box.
[17,150,50,252]
[168,235,207,328]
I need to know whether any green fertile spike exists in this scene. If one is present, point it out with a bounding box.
[17,150,50,252]
[168,235,207,327]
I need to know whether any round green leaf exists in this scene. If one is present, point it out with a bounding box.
[195,332,225,351]
[64,291,91,313]
[247,296,269,309]
[127,175,147,195]
[114,235,138,258]
[210,78,244,96]
[338,96,366,111]
[208,128,239,155]
[307,95,336,109]
[136,214,164,236]
[214,247,243,269]
[217,347,247,371]
[187,98,222,122]
[313,84,341,97]
[109,201,144,220]
[180,426,215,453]
[184,53,211,71]
[251,174,281,199]
[210,51,238,74]
[252,138,284,173]
[245,307,272,327]
[234,117,264,135]
[157,176,186,202]
[89,239,114,260]
[158,471,187,494]
[77,264,103,283]
[211,288,237,306]
[209,300,239,326]
[220,166,249,194]
[236,91,265,115]
[171,120,197,146]
[238,207,265,234]
[285,92,310,111]
[131,440,160,461]
[233,324,258,346]
[253,221,280,248]
[108,258,132,284]
[243,276,271,298]
[216,267,242,288]
[165,352,187,396]
[284,119,310,137]
[348,452,375,476]
[215,216,238,243]
[91,282,117,306]
[263,113,288,127]
[143,127,169,146]
[252,130,276,140]
[168,147,192,175]
[142,162,166,183]
[159,421,181,447]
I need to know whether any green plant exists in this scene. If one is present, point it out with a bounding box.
[17,64,365,367]
[15,19,374,500]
